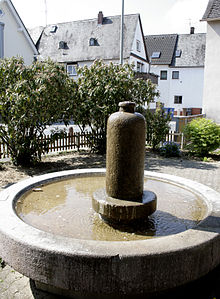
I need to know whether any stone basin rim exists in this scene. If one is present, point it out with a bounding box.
[0,168,219,255]
[1,168,220,296]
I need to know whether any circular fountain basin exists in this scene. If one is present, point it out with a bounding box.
[0,169,220,298]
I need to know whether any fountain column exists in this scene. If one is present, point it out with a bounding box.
[93,101,157,223]
[106,101,145,200]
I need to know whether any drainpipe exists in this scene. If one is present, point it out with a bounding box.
[120,0,124,65]
[0,22,4,58]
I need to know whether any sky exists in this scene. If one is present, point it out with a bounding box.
[12,0,209,35]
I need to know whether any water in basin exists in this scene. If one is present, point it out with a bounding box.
[16,175,207,241]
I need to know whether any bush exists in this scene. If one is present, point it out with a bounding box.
[145,103,171,150]
[74,60,159,154]
[159,141,181,157]
[183,118,220,157]
[0,57,77,166]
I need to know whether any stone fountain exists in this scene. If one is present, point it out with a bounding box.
[0,102,220,298]
[93,101,156,224]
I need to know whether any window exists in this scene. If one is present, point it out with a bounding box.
[175,50,182,57]
[137,62,143,73]
[172,71,179,79]
[50,25,57,33]
[174,96,182,104]
[160,70,167,80]
[89,38,98,46]
[136,40,141,52]
[151,51,161,59]
[0,9,4,17]
[67,64,77,76]
[59,41,68,49]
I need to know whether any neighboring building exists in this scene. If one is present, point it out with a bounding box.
[0,0,38,64]
[145,30,206,116]
[31,12,150,78]
[201,0,220,123]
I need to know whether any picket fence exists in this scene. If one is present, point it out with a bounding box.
[0,131,184,160]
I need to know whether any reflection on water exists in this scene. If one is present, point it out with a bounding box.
[16,176,208,241]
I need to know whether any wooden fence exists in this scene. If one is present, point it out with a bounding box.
[0,131,185,160]
[164,131,184,150]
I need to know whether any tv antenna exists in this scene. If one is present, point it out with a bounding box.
[44,0,48,26]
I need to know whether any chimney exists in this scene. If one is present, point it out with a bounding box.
[98,11,103,25]
[190,27,195,34]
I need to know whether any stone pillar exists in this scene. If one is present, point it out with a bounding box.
[106,101,146,201]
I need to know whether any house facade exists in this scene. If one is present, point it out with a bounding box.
[31,12,149,77]
[202,0,220,124]
[0,0,38,64]
[145,31,206,116]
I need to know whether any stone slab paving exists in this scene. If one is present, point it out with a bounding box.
[0,154,220,298]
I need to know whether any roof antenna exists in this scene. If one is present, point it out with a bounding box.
[120,0,124,65]
[44,0,48,26]
[188,18,192,31]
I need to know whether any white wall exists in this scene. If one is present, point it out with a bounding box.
[203,21,220,124]
[150,64,204,110]
[130,19,148,73]
[0,1,35,64]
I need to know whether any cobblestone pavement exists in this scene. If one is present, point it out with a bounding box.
[0,154,220,298]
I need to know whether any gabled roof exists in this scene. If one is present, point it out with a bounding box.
[145,34,178,65]
[1,0,38,55]
[174,33,206,67]
[202,0,220,21]
[34,13,142,63]
[145,33,206,67]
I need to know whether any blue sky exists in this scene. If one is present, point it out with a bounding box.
[13,0,209,34]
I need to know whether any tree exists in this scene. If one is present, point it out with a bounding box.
[75,60,159,153]
[144,103,171,150]
[0,57,77,166]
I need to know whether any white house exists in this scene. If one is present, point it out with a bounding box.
[30,12,153,79]
[145,30,206,116]
[201,0,220,124]
[0,0,38,64]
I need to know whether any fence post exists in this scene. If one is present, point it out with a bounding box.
[76,133,80,151]
[181,133,184,150]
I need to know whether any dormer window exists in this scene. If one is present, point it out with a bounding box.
[151,52,161,59]
[175,50,182,57]
[59,41,68,49]
[136,40,141,52]
[89,38,98,46]
[50,25,57,33]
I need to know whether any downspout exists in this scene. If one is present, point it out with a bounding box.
[0,22,4,58]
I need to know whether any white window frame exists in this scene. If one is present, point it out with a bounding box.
[172,71,179,79]
[174,95,182,104]
[160,70,167,80]
[137,61,143,73]
[136,40,141,52]
[67,64,77,77]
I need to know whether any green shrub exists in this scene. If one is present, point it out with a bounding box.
[145,103,171,150]
[159,141,181,157]
[0,57,77,166]
[183,118,220,156]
